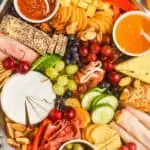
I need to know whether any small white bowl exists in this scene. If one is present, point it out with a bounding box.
[113,11,150,57]
[13,0,60,23]
[59,139,95,150]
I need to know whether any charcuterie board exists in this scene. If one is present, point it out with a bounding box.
[0,0,150,150]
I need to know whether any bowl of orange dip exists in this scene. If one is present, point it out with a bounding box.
[14,0,59,23]
[113,11,150,56]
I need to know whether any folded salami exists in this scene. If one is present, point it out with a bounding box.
[0,15,54,55]
[0,33,39,64]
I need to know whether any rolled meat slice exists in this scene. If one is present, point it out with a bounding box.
[116,109,150,148]
[110,122,147,150]
[0,33,39,64]
[126,107,150,129]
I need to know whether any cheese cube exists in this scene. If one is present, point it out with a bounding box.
[71,0,79,4]
[86,4,96,17]
[78,0,89,9]
[92,0,100,8]
[85,0,93,3]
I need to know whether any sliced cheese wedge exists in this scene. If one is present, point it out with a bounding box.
[115,53,150,83]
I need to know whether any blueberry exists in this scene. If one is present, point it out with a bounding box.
[65,90,72,97]
[65,59,71,64]
[71,59,77,64]
[100,81,111,89]
[68,34,75,41]
[71,46,78,53]
[73,40,80,47]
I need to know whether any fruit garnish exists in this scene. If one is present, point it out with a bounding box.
[67,80,77,91]
[53,83,65,96]
[64,107,76,120]
[79,47,88,57]
[103,62,115,72]
[108,71,121,85]
[49,108,63,121]
[2,57,16,70]
[90,41,101,54]
[55,60,65,72]
[66,64,79,75]
[18,61,30,74]
[57,75,69,86]
[87,53,97,62]
[101,46,113,57]
[45,67,58,80]
[127,143,136,150]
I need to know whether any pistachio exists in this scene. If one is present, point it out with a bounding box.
[119,77,132,87]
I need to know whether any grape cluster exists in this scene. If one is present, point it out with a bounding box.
[100,80,120,98]
[64,35,80,64]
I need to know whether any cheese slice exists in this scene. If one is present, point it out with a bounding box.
[115,53,150,83]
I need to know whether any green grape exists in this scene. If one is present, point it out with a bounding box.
[67,80,77,91]
[45,67,58,80]
[65,64,79,75]
[57,75,69,86]
[55,60,65,72]
[53,83,65,96]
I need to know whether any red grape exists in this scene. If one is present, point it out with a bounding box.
[108,71,121,84]
[2,57,16,70]
[18,61,30,74]
[101,46,113,57]
[90,42,101,54]
[50,108,63,121]
[127,143,136,150]
[100,56,108,62]
[103,62,115,72]
[64,107,76,120]
[79,47,88,57]
[119,146,129,150]
[87,53,97,61]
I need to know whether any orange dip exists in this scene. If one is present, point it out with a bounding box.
[18,0,56,20]
[115,14,150,54]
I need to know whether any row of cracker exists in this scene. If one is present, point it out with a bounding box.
[5,117,36,150]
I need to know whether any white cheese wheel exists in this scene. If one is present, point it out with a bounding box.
[1,71,56,125]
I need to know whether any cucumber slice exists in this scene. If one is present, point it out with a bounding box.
[91,94,108,108]
[91,87,106,93]
[81,91,102,110]
[93,95,119,110]
[91,104,115,124]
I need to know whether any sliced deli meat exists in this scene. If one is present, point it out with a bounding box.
[116,109,150,149]
[39,119,81,150]
[126,106,150,129]
[0,33,39,64]
[110,122,147,150]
